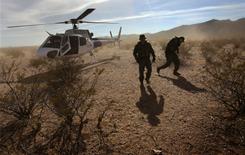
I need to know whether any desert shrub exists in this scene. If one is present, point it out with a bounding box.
[2,48,25,59]
[120,42,135,50]
[0,57,105,154]
[200,40,245,153]
[0,60,46,154]
[201,39,245,68]
[0,59,24,83]
[213,38,245,50]
[41,58,104,154]
[232,38,245,51]
[202,46,245,117]
[0,82,46,154]
[179,42,193,65]
[201,41,219,63]
[29,58,49,70]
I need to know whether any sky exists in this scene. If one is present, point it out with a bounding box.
[0,0,245,47]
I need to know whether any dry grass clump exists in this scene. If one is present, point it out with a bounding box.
[1,47,25,59]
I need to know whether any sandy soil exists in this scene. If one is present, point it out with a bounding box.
[81,46,227,154]
[0,45,244,155]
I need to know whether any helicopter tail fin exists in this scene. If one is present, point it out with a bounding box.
[117,27,122,47]
[109,27,122,47]
[110,31,113,39]
[110,31,115,46]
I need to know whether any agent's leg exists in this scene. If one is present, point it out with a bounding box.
[157,55,172,74]
[145,61,152,83]
[173,55,181,76]
[139,62,145,84]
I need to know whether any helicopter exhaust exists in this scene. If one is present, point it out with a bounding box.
[46,31,54,36]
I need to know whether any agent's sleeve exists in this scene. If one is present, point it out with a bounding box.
[149,43,156,59]
[133,45,139,61]
[176,47,179,54]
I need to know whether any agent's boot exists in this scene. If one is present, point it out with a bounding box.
[157,67,160,75]
[140,79,144,85]
[173,71,181,76]
[145,78,150,84]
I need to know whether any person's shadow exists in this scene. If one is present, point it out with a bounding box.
[136,85,164,126]
[159,75,206,93]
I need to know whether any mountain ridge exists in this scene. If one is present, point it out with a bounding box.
[123,18,245,41]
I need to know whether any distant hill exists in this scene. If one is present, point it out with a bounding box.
[123,18,245,41]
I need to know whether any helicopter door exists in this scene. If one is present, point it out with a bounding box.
[67,36,79,55]
[79,37,93,55]
[59,36,71,56]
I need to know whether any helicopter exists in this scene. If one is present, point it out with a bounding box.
[7,8,122,58]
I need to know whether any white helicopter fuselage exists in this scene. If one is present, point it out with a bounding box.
[7,8,121,58]
[37,28,120,58]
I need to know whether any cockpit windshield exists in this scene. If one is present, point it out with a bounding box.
[43,36,62,48]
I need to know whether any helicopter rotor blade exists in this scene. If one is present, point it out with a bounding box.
[76,8,95,20]
[7,22,66,28]
[81,21,118,24]
[7,8,118,29]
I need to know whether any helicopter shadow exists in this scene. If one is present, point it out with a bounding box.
[159,75,206,93]
[136,85,164,126]
[20,57,116,84]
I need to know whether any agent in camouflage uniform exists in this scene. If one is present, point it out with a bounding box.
[133,34,156,85]
[157,36,185,76]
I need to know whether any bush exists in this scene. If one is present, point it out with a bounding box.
[202,46,245,117]
[179,42,193,65]
[120,42,135,50]
[0,59,46,154]
[0,59,24,83]
[0,57,105,154]
[29,58,48,70]
[201,41,219,63]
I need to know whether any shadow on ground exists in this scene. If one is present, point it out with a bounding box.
[19,57,115,84]
[136,85,164,126]
[159,75,206,93]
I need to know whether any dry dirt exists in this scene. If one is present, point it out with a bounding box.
[0,44,244,155]
[80,45,239,154]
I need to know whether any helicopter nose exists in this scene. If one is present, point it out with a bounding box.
[37,48,49,57]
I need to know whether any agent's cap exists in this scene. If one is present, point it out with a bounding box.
[179,36,185,42]
[139,34,146,40]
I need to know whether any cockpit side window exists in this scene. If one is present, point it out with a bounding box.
[43,36,61,48]
[80,37,86,46]
[62,36,68,46]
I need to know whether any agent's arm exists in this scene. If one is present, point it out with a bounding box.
[176,47,179,54]
[133,45,139,63]
[149,43,156,62]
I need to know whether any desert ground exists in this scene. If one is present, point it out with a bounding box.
[0,40,244,155]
